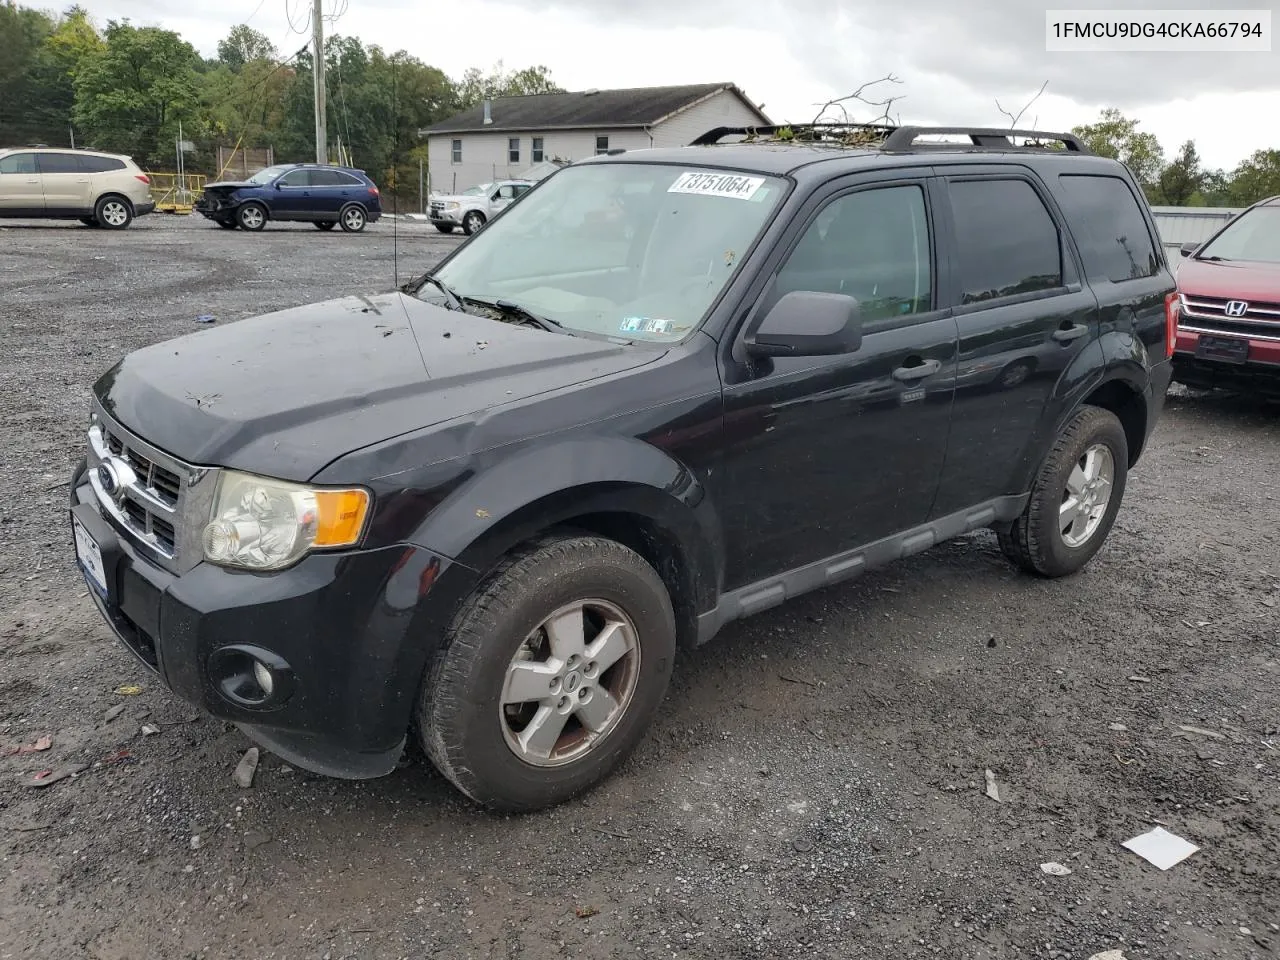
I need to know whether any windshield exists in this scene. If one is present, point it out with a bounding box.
[427,162,786,341]
[1197,205,1280,263]
[246,164,291,184]
[462,183,490,196]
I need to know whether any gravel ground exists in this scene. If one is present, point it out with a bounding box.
[1,215,1278,960]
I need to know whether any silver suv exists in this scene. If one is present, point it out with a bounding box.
[0,148,156,229]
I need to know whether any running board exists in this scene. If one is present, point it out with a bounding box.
[695,494,1029,645]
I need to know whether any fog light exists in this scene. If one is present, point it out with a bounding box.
[253,660,275,696]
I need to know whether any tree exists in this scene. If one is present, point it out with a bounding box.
[1072,108,1165,192]
[73,21,204,164]
[453,60,563,108]
[1226,149,1280,206]
[216,25,277,72]
[1154,140,1203,206]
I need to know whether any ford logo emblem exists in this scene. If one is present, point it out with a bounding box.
[96,463,118,496]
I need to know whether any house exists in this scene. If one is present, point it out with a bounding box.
[418,82,771,195]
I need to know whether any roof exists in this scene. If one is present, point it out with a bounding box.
[0,146,127,158]
[419,83,769,136]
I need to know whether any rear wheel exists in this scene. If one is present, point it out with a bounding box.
[94,195,132,230]
[237,202,267,231]
[315,221,336,231]
[462,210,485,236]
[339,205,367,232]
[418,534,676,812]
[998,405,1128,577]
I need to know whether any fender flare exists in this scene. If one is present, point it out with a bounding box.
[409,436,724,620]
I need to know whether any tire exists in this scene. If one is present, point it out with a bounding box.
[237,202,267,231]
[434,223,455,234]
[998,405,1129,578]
[315,221,336,231]
[94,195,132,230]
[418,534,677,812]
[339,204,367,232]
[216,220,237,230]
[79,217,99,228]
[462,210,486,236]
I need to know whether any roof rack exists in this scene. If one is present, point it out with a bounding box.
[882,126,1089,152]
[690,123,1090,154]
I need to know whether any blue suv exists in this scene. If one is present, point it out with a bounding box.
[194,163,383,233]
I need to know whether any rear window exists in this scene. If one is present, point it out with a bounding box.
[311,170,362,186]
[0,153,37,174]
[37,153,83,174]
[948,178,1064,305]
[80,155,127,173]
[1057,174,1161,282]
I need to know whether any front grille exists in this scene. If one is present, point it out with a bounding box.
[1180,295,1280,342]
[86,408,208,573]
[429,202,446,216]
[103,428,182,506]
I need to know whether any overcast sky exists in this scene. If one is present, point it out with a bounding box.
[83,0,1279,171]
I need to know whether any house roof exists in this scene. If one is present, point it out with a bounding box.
[419,83,769,136]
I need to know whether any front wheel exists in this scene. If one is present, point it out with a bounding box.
[79,216,99,228]
[216,220,237,230]
[434,223,455,234]
[418,534,676,812]
[339,205,367,232]
[237,202,267,231]
[998,405,1129,578]
[462,210,485,235]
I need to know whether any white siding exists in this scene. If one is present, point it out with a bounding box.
[648,89,767,148]
[428,128,649,195]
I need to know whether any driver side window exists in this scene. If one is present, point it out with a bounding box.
[773,184,933,326]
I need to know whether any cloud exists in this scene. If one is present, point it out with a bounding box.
[84,0,1280,169]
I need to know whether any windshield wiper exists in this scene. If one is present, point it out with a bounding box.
[416,274,464,311]
[464,295,566,333]
[1198,255,1232,262]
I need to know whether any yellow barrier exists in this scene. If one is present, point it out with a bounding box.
[146,172,206,214]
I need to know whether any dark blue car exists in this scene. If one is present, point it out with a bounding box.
[194,162,383,233]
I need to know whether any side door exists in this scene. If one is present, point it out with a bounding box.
[37,152,93,212]
[0,152,44,214]
[928,168,1100,518]
[308,169,350,216]
[271,168,312,220]
[717,174,959,590]
[1052,170,1172,367]
[492,183,518,215]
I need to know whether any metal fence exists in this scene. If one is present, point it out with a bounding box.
[146,173,206,214]
[1149,206,1241,258]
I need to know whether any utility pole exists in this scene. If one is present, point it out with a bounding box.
[312,0,326,164]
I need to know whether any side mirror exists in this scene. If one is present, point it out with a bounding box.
[1179,241,1199,258]
[275,182,284,190]
[745,290,863,358]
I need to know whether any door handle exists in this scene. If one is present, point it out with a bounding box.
[892,357,942,382]
[1052,323,1089,344]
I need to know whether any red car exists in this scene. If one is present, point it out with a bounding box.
[1172,195,1280,397]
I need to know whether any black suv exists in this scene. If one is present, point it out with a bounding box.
[70,125,1176,812]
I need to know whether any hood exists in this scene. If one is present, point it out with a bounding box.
[1176,257,1280,303]
[203,181,258,193]
[95,293,661,481]
[432,193,485,204]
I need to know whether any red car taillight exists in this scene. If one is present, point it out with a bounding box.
[1164,292,1179,359]
[369,186,380,196]
[135,174,150,184]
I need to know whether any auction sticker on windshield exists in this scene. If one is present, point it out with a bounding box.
[668,171,765,200]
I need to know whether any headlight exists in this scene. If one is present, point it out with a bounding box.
[444,202,459,211]
[201,470,371,571]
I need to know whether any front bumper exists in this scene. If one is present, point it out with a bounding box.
[71,463,478,779]
[1173,329,1280,397]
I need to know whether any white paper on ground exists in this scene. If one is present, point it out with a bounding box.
[1121,826,1200,870]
